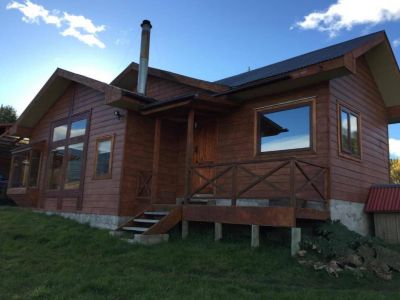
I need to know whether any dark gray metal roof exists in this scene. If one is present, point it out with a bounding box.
[216,31,384,88]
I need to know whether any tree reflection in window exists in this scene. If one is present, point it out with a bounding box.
[64,143,84,190]
[340,106,360,157]
[48,147,65,190]
[94,136,113,179]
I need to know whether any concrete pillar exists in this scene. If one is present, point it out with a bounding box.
[251,225,260,248]
[215,223,222,241]
[291,227,301,256]
[182,220,189,239]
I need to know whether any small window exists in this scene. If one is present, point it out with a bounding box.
[48,147,65,189]
[52,124,68,142]
[339,105,360,157]
[70,119,87,138]
[258,102,313,153]
[94,136,114,179]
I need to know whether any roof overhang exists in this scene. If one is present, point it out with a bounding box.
[216,54,355,101]
[215,32,400,124]
[10,68,153,137]
[363,40,400,123]
[111,62,228,94]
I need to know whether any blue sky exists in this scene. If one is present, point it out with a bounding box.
[0,0,399,157]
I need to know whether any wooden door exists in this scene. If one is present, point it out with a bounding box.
[192,119,217,194]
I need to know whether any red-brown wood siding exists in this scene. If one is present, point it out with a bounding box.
[329,56,389,203]
[28,83,126,215]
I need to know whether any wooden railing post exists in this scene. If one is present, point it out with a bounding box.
[184,109,195,204]
[231,165,237,206]
[289,159,296,208]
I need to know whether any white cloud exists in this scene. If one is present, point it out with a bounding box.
[294,0,400,37]
[6,0,61,27]
[389,138,400,158]
[6,0,106,48]
[393,38,400,47]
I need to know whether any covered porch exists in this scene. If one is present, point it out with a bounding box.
[140,93,331,231]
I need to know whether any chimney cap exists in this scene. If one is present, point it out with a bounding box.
[141,20,152,29]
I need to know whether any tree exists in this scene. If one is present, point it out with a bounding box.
[0,105,17,123]
[390,159,400,184]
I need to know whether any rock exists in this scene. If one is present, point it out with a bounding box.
[340,253,363,267]
[326,260,342,277]
[374,246,400,272]
[298,259,314,267]
[357,244,376,262]
[297,250,307,257]
[367,259,392,281]
[313,262,326,271]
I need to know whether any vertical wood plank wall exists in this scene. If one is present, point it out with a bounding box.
[329,56,389,203]
[30,83,126,215]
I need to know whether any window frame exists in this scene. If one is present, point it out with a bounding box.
[337,102,362,161]
[46,111,90,196]
[8,142,44,192]
[254,97,317,156]
[93,135,114,180]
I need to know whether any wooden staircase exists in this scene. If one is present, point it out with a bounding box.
[118,206,182,236]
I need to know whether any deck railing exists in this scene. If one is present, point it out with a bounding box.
[186,157,329,209]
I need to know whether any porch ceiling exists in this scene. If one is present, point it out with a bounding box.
[140,93,238,118]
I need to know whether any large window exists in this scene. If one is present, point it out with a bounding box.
[257,100,314,153]
[9,148,42,189]
[10,152,30,188]
[339,105,360,158]
[47,112,89,191]
[94,136,114,179]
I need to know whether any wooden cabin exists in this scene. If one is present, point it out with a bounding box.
[6,22,400,243]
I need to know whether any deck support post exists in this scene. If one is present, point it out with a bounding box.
[184,109,195,203]
[151,118,161,204]
[214,222,222,241]
[291,227,301,256]
[251,225,260,248]
[182,220,189,239]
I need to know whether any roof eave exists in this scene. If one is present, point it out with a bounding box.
[216,55,355,101]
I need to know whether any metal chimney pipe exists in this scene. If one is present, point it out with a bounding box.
[137,20,152,95]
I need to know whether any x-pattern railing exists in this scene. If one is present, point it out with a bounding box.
[186,157,329,208]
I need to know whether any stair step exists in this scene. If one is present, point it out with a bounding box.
[134,218,159,224]
[144,211,168,216]
[122,226,147,232]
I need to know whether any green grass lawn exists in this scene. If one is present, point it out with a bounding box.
[1,207,400,300]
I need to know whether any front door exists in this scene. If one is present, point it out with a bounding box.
[192,119,217,194]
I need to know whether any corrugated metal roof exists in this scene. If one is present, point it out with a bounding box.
[215,31,384,88]
[365,185,400,213]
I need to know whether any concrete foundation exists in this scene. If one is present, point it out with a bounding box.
[329,199,371,236]
[291,227,301,256]
[251,225,260,248]
[215,222,222,241]
[36,210,132,230]
[182,220,189,239]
